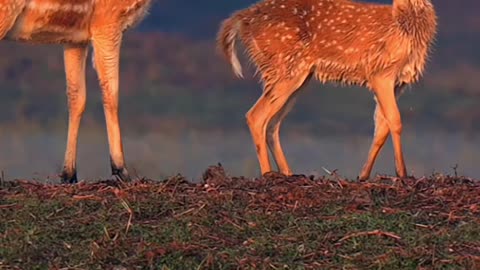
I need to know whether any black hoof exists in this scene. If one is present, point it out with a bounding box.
[60,170,78,184]
[357,174,372,182]
[111,166,131,182]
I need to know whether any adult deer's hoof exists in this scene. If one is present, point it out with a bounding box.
[60,170,78,184]
[112,166,131,182]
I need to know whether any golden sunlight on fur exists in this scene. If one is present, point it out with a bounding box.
[217,0,437,180]
[0,0,153,183]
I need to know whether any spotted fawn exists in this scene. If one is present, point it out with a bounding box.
[217,0,437,180]
[0,0,153,183]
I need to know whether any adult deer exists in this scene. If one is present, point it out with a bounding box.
[0,0,153,183]
[217,0,437,180]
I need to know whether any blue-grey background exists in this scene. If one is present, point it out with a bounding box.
[0,0,478,181]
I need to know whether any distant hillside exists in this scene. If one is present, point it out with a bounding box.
[436,1,479,36]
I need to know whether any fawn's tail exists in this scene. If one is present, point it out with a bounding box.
[217,13,244,78]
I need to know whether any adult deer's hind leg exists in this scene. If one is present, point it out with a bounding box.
[0,0,26,38]
[61,45,88,183]
[91,29,130,181]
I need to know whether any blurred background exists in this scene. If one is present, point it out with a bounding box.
[0,0,478,181]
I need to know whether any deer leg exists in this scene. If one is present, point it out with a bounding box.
[91,30,130,181]
[358,102,389,181]
[266,96,297,176]
[266,73,311,175]
[359,86,405,180]
[370,79,407,178]
[247,73,310,176]
[61,45,88,184]
[246,93,273,175]
[0,0,25,39]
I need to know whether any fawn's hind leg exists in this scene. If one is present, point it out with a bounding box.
[368,78,407,179]
[359,85,404,180]
[358,102,389,181]
[266,73,312,175]
[266,96,297,176]
[246,93,273,175]
[246,72,311,176]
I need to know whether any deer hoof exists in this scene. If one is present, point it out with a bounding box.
[60,170,78,184]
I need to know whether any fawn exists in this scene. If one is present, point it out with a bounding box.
[217,0,437,180]
[0,0,153,183]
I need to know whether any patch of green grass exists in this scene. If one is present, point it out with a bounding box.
[1,174,479,269]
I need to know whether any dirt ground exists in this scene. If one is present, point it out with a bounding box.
[1,165,479,269]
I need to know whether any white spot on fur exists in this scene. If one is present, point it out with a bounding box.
[27,1,91,13]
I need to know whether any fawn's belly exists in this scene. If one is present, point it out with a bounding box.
[6,0,94,44]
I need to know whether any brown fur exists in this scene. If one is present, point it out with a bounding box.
[217,0,437,179]
[0,0,154,183]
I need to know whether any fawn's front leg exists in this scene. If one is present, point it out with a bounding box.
[91,28,130,181]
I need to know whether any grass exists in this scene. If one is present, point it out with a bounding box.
[1,165,479,269]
